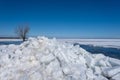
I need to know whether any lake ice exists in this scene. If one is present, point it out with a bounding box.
[0,37,120,80]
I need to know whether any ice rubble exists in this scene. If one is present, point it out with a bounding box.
[0,36,120,80]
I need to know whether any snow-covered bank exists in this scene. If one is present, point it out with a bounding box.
[0,37,120,80]
[58,39,120,49]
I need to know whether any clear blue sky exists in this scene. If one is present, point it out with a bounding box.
[0,0,120,38]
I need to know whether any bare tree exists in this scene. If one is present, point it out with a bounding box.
[15,25,30,41]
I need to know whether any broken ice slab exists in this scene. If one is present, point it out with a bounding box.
[102,66,120,78]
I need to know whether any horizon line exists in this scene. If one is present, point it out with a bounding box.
[0,36,120,39]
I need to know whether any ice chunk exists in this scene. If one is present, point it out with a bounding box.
[93,66,102,75]
[93,54,105,60]
[29,72,42,80]
[62,66,71,75]
[94,75,108,80]
[97,60,107,67]
[109,57,120,66]
[70,64,87,80]
[40,54,55,64]
[31,40,40,48]
[78,56,86,65]
[102,66,120,77]
[86,68,95,80]
[85,54,95,68]
[93,54,111,67]
[111,73,120,80]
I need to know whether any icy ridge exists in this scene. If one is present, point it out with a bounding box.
[0,36,120,80]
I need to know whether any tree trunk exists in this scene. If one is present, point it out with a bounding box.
[23,37,25,41]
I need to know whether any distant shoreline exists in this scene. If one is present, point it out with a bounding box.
[0,38,120,49]
[0,37,20,39]
[0,36,120,39]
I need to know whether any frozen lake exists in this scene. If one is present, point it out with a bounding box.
[58,39,120,49]
[0,41,23,45]
[74,43,120,59]
[0,39,120,59]
[1,37,120,80]
[59,39,120,59]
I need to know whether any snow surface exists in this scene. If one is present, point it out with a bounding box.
[58,39,120,49]
[0,37,120,80]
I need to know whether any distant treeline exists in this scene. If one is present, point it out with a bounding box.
[0,37,20,39]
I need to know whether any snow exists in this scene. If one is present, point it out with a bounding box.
[58,39,120,48]
[0,36,120,80]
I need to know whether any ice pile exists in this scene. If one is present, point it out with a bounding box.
[0,36,120,80]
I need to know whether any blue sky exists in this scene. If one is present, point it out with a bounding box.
[0,0,120,38]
